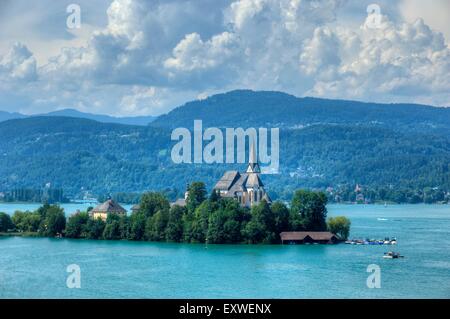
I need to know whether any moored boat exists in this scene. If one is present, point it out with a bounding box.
[383,251,404,259]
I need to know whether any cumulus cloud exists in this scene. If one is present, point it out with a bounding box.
[0,42,37,83]
[0,0,449,116]
[306,15,450,103]
[164,32,239,72]
[300,27,341,76]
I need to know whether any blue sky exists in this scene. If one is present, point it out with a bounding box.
[0,0,449,116]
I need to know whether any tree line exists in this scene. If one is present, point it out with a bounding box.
[0,183,351,243]
[325,185,450,204]
[0,188,69,204]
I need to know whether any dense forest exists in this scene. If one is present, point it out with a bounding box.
[0,186,351,244]
[0,90,449,203]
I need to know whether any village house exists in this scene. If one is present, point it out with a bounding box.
[90,199,127,221]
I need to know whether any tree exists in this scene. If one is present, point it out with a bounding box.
[118,215,130,239]
[186,182,207,214]
[0,212,14,232]
[86,218,106,239]
[12,211,42,232]
[65,212,89,238]
[129,212,146,240]
[243,200,275,243]
[190,200,214,243]
[327,216,351,240]
[271,201,290,240]
[209,189,220,202]
[242,219,265,244]
[145,209,169,241]
[103,214,121,240]
[165,205,185,242]
[39,205,66,236]
[139,192,170,218]
[291,190,328,231]
[207,198,247,244]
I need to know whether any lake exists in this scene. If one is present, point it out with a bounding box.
[0,203,449,298]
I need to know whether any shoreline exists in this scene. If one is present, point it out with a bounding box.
[0,232,345,245]
[1,201,448,206]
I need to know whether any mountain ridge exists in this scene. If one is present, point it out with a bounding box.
[151,90,450,133]
[1,90,449,200]
[0,109,155,126]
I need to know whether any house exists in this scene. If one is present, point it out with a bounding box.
[213,143,271,207]
[280,231,338,244]
[90,199,127,221]
[170,198,187,207]
[170,189,188,208]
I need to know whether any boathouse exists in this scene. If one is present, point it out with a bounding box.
[280,231,338,244]
[90,199,127,221]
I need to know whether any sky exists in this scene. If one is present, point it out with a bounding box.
[0,0,449,116]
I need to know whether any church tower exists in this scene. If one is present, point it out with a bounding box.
[245,142,266,205]
[246,142,261,174]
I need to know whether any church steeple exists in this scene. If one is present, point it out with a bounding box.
[246,141,261,174]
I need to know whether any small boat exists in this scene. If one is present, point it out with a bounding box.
[383,252,404,259]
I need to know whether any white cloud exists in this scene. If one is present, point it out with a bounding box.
[300,27,341,76]
[164,32,239,72]
[399,0,450,45]
[0,42,37,83]
[0,0,449,116]
[305,15,450,104]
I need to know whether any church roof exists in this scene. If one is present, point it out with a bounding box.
[214,170,241,191]
[245,173,264,188]
[227,173,248,194]
[91,199,126,214]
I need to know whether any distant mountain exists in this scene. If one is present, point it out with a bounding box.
[0,109,155,126]
[0,113,449,201]
[0,110,26,122]
[40,109,155,126]
[152,90,450,134]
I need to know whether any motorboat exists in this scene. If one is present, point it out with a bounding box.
[383,252,404,259]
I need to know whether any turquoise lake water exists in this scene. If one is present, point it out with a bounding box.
[0,203,449,298]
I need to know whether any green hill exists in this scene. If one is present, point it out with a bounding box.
[0,91,449,202]
[152,90,450,134]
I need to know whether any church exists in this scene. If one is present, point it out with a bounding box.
[213,144,271,207]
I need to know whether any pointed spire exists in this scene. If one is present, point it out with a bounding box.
[246,140,261,174]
